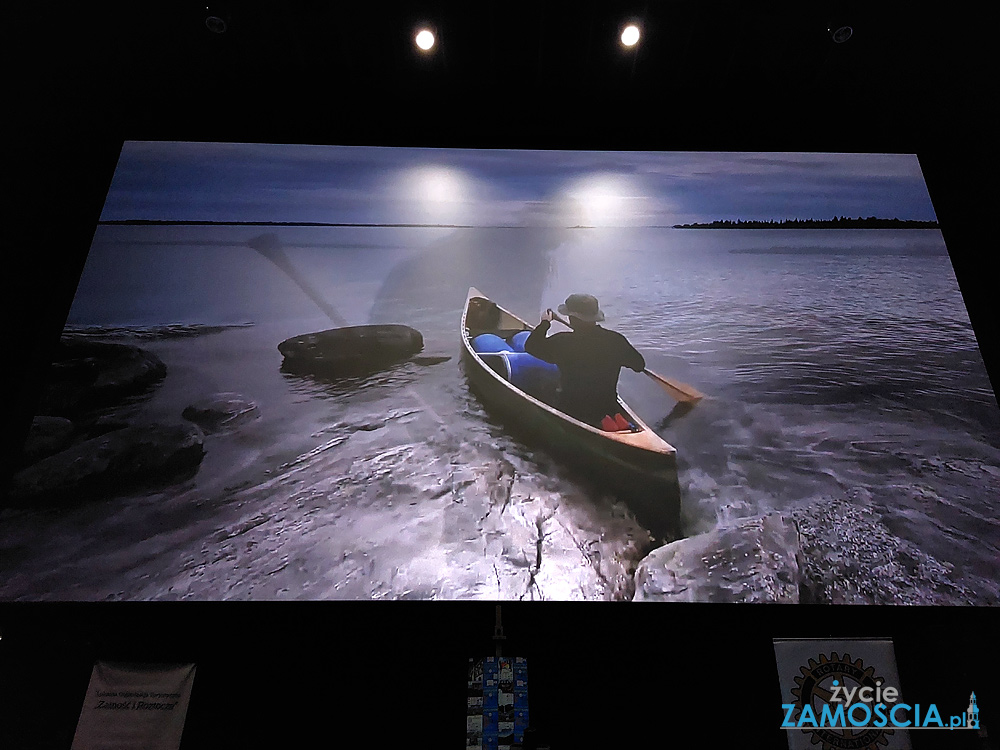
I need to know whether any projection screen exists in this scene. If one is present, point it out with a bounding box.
[3,142,997,605]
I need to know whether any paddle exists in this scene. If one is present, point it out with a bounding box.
[642,368,704,403]
[247,233,349,327]
[548,310,704,403]
[248,233,452,369]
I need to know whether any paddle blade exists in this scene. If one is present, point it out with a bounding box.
[644,368,705,403]
[247,234,349,327]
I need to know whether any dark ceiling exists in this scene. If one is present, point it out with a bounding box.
[12,3,987,149]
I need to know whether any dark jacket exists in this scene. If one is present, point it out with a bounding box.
[525,320,644,426]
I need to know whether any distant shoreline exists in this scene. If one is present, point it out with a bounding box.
[99,218,942,230]
[674,218,940,229]
[99,220,475,228]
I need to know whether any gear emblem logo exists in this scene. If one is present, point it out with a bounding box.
[790,652,895,750]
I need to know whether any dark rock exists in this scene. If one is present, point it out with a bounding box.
[19,416,75,465]
[278,325,424,377]
[7,422,205,504]
[182,393,259,433]
[87,414,132,436]
[633,513,801,603]
[36,336,167,416]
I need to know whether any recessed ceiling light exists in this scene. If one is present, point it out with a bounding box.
[415,29,435,51]
[829,26,853,44]
[205,15,227,34]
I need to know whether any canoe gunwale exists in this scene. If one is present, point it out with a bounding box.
[461,287,675,458]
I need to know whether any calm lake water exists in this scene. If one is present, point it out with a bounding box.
[3,225,998,603]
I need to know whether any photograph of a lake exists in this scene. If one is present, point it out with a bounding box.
[3,144,997,604]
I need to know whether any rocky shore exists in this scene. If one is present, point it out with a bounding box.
[8,335,233,506]
[6,328,985,604]
[632,493,983,605]
[8,323,428,506]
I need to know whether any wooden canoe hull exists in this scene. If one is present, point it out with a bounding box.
[461,288,681,539]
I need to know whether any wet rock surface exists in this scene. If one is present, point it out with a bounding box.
[23,408,654,602]
[633,512,801,603]
[35,336,167,416]
[8,422,205,504]
[182,393,259,433]
[791,494,985,605]
[632,493,993,605]
[199,429,653,601]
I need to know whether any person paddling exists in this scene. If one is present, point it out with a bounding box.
[525,293,645,429]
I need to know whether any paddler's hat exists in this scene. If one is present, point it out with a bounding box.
[558,293,605,323]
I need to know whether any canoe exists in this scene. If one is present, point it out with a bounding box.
[461,287,680,539]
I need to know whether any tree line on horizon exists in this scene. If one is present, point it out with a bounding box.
[674,216,940,229]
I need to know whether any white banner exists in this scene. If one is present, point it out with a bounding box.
[71,661,196,750]
[774,639,911,750]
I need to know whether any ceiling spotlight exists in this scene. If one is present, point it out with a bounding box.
[415,29,436,51]
[829,25,853,43]
[621,24,641,47]
[204,6,228,34]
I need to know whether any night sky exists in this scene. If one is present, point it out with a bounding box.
[100,142,939,228]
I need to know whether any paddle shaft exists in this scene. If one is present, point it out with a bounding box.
[249,235,453,425]
[248,234,349,327]
[547,310,703,403]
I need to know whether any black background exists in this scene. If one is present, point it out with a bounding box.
[3,3,997,747]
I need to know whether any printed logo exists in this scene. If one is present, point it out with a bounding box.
[781,652,980,749]
[787,652,895,750]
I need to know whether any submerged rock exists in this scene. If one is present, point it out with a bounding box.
[633,513,801,603]
[7,422,205,504]
[182,393,259,433]
[791,495,980,605]
[278,325,423,377]
[36,336,167,416]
